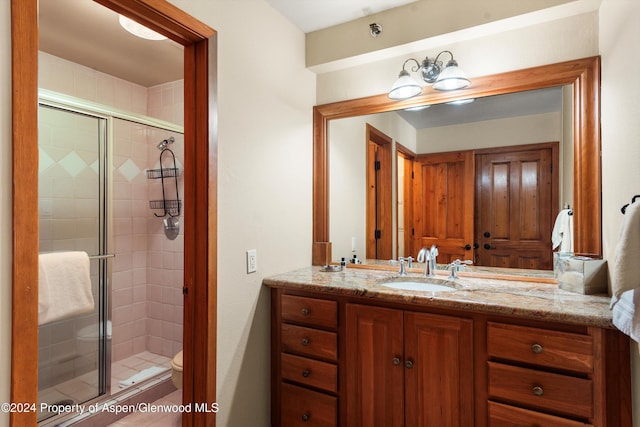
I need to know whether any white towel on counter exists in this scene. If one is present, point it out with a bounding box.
[551,209,574,253]
[611,201,640,302]
[38,251,94,325]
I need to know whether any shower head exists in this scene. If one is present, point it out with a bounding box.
[157,137,175,150]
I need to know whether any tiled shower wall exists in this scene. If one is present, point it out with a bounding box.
[38,52,185,369]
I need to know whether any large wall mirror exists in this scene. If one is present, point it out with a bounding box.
[312,56,601,273]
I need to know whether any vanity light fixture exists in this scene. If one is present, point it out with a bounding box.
[388,50,470,100]
[118,15,167,41]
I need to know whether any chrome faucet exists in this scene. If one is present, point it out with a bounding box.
[391,256,413,276]
[416,245,438,277]
[447,259,473,279]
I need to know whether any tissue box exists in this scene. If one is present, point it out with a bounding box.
[556,255,608,295]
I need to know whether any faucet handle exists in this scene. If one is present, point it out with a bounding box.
[447,259,473,279]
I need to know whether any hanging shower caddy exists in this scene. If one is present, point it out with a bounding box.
[147,137,181,240]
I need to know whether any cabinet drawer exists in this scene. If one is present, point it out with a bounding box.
[281,383,337,427]
[282,295,337,329]
[281,353,337,393]
[488,362,592,419]
[487,322,593,373]
[282,324,337,361]
[489,401,593,427]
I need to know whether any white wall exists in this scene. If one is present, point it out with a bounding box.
[600,1,640,424]
[165,1,315,426]
[0,2,11,426]
[416,112,562,153]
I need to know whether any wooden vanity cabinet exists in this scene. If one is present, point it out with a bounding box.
[273,292,339,426]
[486,322,630,426]
[270,288,631,427]
[345,304,474,427]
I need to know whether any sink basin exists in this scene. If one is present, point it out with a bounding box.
[379,277,457,292]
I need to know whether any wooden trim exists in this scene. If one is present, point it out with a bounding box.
[312,56,602,262]
[10,1,39,425]
[313,107,330,248]
[93,0,215,44]
[395,141,417,158]
[11,1,217,425]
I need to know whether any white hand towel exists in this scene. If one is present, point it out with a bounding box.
[612,290,640,343]
[611,201,640,302]
[551,209,573,252]
[38,251,94,325]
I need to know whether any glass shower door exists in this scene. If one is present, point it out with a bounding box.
[37,104,108,421]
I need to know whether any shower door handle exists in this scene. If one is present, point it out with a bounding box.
[88,253,116,260]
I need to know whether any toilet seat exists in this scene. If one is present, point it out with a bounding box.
[171,350,183,389]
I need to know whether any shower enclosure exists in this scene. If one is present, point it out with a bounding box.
[37,91,184,424]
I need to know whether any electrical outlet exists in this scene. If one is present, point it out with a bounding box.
[246,249,257,274]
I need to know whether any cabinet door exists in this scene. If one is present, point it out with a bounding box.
[346,304,404,427]
[404,312,474,427]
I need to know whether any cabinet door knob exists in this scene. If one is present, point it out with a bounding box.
[301,412,311,422]
[392,357,401,366]
[405,359,414,369]
[301,338,310,346]
[531,343,543,354]
[532,386,544,396]
[301,307,310,316]
[302,369,311,378]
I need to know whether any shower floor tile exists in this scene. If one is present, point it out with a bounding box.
[112,352,172,390]
[38,351,172,422]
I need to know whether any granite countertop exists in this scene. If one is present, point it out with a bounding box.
[263,265,616,328]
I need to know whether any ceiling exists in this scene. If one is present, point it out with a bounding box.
[39,0,184,88]
[263,0,419,33]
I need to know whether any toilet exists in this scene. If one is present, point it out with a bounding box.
[76,321,112,360]
[171,350,183,389]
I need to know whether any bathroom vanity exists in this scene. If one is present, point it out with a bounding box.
[264,266,631,427]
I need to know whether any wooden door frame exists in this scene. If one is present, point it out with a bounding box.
[11,1,217,425]
[395,143,416,258]
[365,124,393,260]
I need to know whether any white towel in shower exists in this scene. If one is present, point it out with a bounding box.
[38,251,94,325]
[552,208,573,252]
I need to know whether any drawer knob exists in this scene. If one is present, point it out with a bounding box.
[531,343,543,354]
[532,386,544,396]
[301,307,310,316]
[405,359,414,369]
[301,338,310,346]
[301,412,311,422]
[392,357,401,366]
[302,369,311,378]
